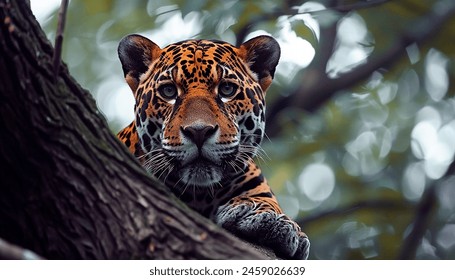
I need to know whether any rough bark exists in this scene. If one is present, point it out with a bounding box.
[0,0,266,259]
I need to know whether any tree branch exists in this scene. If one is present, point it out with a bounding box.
[266,0,455,137]
[398,160,455,259]
[235,0,389,44]
[331,0,389,13]
[397,186,437,259]
[0,0,269,260]
[53,0,69,76]
[309,0,338,72]
[297,199,413,226]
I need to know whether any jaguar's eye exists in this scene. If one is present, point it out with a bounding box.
[218,82,238,99]
[158,84,178,99]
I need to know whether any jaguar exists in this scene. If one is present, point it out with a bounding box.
[117,34,310,259]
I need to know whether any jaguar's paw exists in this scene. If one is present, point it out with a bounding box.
[215,204,310,259]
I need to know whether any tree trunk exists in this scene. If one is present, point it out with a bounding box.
[0,0,265,259]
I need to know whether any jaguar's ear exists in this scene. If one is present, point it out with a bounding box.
[239,35,280,92]
[118,34,161,93]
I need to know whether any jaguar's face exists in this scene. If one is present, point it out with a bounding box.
[118,35,280,187]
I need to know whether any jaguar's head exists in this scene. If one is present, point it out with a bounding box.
[118,34,280,187]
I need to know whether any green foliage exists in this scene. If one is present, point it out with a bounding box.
[35,0,455,259]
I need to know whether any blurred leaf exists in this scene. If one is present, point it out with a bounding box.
[81,0,114,14]
[291,19,318,48]
[180,0,206,17]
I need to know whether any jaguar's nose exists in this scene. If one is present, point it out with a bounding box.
[181,124,219,150]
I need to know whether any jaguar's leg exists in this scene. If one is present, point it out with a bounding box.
[215,163,310,259]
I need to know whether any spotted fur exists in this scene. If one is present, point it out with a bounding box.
[117,34,309,259]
